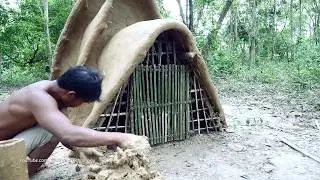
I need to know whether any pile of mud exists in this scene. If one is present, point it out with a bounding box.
[83,139,163,180]
[86,147,163,180]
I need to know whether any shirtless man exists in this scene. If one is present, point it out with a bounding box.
[0,66,145,175]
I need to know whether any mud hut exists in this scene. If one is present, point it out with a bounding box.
[51,0,226,145]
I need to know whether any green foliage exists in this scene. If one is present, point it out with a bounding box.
[0,0,73,85]
[0,61,49,85]
[205,41,320,89]
[157,0,171,18]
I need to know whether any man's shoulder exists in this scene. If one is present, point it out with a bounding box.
[24,81,56,106]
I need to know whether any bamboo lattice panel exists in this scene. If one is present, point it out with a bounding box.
[96,32,223,145]
[131,65,189,145]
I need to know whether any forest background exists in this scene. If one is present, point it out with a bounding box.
[0,0,319,93]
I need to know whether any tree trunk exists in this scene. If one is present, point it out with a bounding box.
[188,0,194,33]
[312,0,319,45]
[298,0,302,43]
[201,0,234,57]
[249,0,257,66]
[271,0,276,61]
[176,0,186,25]
[290,0,295,62]
[230,0,238,46]
[43,0,52,63]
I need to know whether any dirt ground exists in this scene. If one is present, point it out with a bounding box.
[1,81,320,180]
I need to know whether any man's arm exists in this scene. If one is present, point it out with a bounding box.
[27,90,127,147]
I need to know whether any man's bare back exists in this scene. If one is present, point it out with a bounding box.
[0,66,148,176]
[0,81,55,140]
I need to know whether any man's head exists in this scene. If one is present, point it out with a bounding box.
[57,66,102,107]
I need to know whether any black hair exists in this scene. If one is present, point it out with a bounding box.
[57,66,103,102]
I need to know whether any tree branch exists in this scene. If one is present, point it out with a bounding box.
[201,0,234,57]
[176,0,187,25]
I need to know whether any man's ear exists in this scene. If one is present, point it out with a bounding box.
[65,91,76,100]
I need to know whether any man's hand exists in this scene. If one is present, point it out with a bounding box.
[69,147,103,163]
[119,134,150,151]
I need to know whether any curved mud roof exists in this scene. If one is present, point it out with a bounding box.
[50,0,225,128]
[63,19,225,128]
[51,0,161,79]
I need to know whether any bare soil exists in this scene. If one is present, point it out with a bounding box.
[1,81,320,180]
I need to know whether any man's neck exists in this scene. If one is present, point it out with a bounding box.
[47,81,67,109]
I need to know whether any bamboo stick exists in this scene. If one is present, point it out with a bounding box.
[153,67,158,144]
[198,81,209,133]
[177,65,181,140]
[137,67,143,135]
[157,65,161,144]
[158,40,162,65]
[155,65,161,144]
[173,41,177,64]
[152,45,155,65]
[161,65,165,143]
[155,66,159,144]
[164,66,168,143]
[115,83,127,132]
[176,65,179,140]
[181,66,186,139]
[152,65,157,145]
[186,69,190,138]
[204,92,219,131]
[168,65,174,141]
[125,78,132,133]
[181,66,185,140]
[141,66,146,136]
[132,70,138,134]
[171,65,175,141]
[148,66,155,144]
[280,138,320,165]
[193,75,201,134]
[147,46,152,142]
[166,65,170,142]
[105,86,122,132]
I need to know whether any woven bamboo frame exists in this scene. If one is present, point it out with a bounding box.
[95,32,223,145]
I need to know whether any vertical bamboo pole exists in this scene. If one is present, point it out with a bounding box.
[158,65,162,144]
[167,64,172,141]
[176,65,179,140]
[164,65,168,143]
[105,87,122,132]
[151,45,157,145]
[172,65,179,140]
[137,66,143,135]
[172,65,175,141]
[133,69,139,135]
[181,66,186,139]
[155,65,161,144]
[205,93,220,131]
[115,84,127,132]
[198,81,209,133]
[140,67,146,136]
[161,65,165,143]
[132,71,137,134]
[193,75,201,134]
[171,43,177,140]
[152,65,157,145]
[177,65,181,140]
[179,66,184,140]
[125,79,132,133]
[190,74,195,133]
[186,69,190,138]
[145,66,151,139]
[147,65,155,144]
